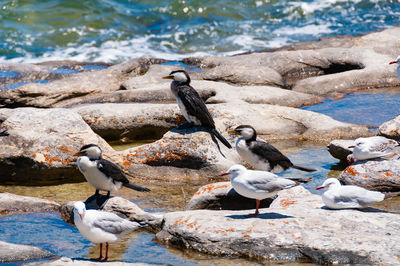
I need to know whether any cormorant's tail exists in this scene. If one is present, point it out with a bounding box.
[211,128,232,149]
[123,182,150,192]
[292,164,317,172]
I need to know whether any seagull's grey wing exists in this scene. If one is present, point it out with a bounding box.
[177,85,215,128]
[336,186,384,207]
[247,177,296,193]
[96,159,129,184]
[249,141,293,170]
[93,215,141,235]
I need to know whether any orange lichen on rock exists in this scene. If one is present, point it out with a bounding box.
[194,183,230,195]
[343,166,359,176]
[280,198,297,208]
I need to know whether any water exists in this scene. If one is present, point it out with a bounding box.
[302,88,400,129]
[0,0,399,63]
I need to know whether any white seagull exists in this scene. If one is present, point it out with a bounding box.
[347,136,399,163]
[316,178,400,209]
[75,144,150,197]
[228,125,316,173]
[221,164,298,217]
[73,201,145,261]
[389,55,400,78]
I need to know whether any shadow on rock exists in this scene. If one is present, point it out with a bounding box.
[226,212,294,220]
[84,194,112,210]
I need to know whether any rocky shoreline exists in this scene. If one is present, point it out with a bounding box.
[1,28,400,264]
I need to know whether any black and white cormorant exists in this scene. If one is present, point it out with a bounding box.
[75,144,150,197]
[229,125,316,173]
[162,70,232,149]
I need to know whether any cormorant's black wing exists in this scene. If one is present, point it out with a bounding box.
[177,85,215,128]
[248,141,293,170]
[96,159,129,184]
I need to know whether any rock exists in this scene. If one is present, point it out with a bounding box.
[59,197,163,230]
[0,58,152,108]
[338,159,400,191]
[0,241,55,263]
[327,139,355,162]
[184,182,274,211]
[24,257,154,266]
[378,115,400,141]
[0,193,59,214]
[156,186,400,265]
[0,107,113,183]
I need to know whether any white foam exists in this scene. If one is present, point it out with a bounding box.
[273,24,333,36]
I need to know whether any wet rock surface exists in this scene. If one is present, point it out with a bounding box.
[0,240,55,263]
[24,257,156,266]
[184,182,274,211]
[0,193,59,215]
[338,159,400,191]
[157,186,400,265]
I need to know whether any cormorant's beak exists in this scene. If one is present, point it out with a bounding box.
[315,186,324,190]
[389,61,397,65]
[227,129,240,135]
[162,75,174,79]
[74,151,85,156]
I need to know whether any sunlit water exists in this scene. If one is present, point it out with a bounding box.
[1,1,400,63]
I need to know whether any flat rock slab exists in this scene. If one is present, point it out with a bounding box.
[0,193,59,215]
[25,257,155,266]
[0,241,55,263]
[156,186,400,265]
[338,159,400,191]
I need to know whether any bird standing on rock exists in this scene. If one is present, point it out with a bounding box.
[73,201,145,261]
[75,144,150,197]
[162,70,232,149]
[229,125,317,173]
[221,164,298,217]
[316,178,400,209]
[347,136,399,164]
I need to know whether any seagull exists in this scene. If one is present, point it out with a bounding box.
[73,201,145,261]
[316,178,400,209]
[75,144,150,197]
[221,164,298,217]
[228,125,316,173]
[389,55,400,78]
[347,136,399,164]
[162,70,232,149]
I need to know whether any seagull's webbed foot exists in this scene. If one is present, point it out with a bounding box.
[246,211,259,218]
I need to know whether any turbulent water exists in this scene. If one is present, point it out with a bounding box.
[1,0,399,63]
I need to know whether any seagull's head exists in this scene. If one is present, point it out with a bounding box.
[75,144,102,160]
[73,201,86,220]
[389,55,400,65]
[162,70,191,84]
[316,178,341,191]
[220,164,247,177]
[228,125,256,140]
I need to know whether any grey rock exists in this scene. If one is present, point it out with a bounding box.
[0,107,113,183]
[0,58,151,108]
[156,186,400,265]
[0,193,59,214]
[327,139,356,162]
[0,241,55,263]
[338,159,400,191]
[60,197,163,230]
[24,256,154,266]
[184,181,274,211]
[378,115,400,141]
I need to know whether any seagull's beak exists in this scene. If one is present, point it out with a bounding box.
[227,129,240,135]
[162,75,174,79]
[79,213,83,220]
[219,172,229,177]
[315,186,324,190]
[348,145,355,149]
[389,61,397,65]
